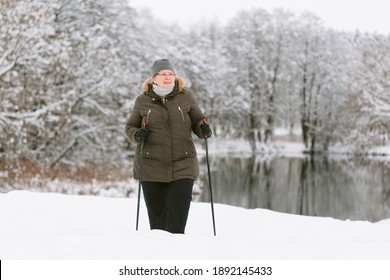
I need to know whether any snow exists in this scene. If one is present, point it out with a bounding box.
[1,190,390,260]
[2,138,390,278]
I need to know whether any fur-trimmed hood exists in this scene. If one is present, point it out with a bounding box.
[142,76,186,93]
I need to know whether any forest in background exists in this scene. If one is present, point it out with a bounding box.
[1,0,389,183]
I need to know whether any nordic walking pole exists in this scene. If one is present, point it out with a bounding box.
[136,120,147,231]
[203,118,216,236]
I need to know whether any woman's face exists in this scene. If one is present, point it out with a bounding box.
[152,70,175,88]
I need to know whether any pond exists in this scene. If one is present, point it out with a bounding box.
[195,155,390,222]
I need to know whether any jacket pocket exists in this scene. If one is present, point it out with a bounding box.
[183,139,196,158]
[138,143,158,160]
[178,106,185,122]
[177,103,191,123]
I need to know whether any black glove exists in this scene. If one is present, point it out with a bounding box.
[200,123,212,138]
[135,128,149,142]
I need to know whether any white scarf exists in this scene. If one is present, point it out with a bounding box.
[152,84,174,96]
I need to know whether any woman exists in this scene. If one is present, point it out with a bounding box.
[125,58,212,234]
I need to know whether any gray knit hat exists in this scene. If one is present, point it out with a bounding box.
[151,59,174,76]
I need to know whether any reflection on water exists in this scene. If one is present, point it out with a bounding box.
[196,155,390,222]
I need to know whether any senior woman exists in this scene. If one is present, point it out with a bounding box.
[125,59,212,234]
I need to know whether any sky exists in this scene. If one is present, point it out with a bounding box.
[128,0,389,35]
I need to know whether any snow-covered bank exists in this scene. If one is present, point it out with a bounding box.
[203,137,307,157]
[1,190,390,260]
[205,135,390,159]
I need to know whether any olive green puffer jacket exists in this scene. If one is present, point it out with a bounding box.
[125,76,206,182]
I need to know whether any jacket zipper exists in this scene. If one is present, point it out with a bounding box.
[145,109,151,127]
[178,106,185,122]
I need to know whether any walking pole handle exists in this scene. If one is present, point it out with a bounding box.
[202,117,210,139]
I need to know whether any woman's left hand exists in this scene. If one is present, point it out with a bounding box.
[201,123,212,138]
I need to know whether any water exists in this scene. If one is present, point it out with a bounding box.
[196,155,390,222]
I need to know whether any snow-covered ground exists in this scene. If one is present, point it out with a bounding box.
[2,138,390,279]
[1,190,390,260]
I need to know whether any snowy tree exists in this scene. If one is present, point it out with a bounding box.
[289,13,353,152]
[175,21,231,136]
[0,0,60,160]
[1,0,144,168]
[43,0,138,166]
[291,13,326,150]
[224,9,305,149]
[224,9,274,151]
[347,33,390,151]
[310,30,355,152]
[260,9,296,143]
